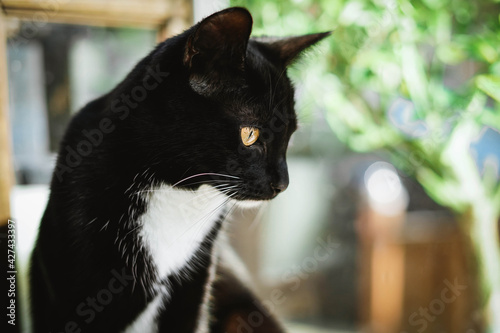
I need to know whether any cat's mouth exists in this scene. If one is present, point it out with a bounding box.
[221,184,283,202]
[177,173,286,201]
[216,175,289,201]
[234,199,267,209]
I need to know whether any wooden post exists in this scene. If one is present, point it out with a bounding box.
[358,208,405,333]
[157,0,193,42]
[0,11,14,226]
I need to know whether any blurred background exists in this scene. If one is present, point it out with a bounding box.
[0,0,499,332]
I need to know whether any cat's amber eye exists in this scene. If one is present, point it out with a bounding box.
[240,127,260,146]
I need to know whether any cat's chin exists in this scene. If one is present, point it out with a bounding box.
[233,199,266,210]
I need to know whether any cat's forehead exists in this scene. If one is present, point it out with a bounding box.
[225,85,296,127]
[246,42,290,87]
[224,46,296,125]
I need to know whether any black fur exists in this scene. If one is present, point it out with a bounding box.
[30,7,329,333]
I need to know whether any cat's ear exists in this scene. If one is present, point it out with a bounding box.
[255,32,332,67]
[184,7,252,77]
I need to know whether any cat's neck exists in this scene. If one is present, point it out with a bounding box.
[138,184,229,280]
[119,184,229,332]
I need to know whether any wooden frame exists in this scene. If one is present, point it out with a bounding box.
[0,9,14,225]
[0,0,193,225]
[1,0,192,28]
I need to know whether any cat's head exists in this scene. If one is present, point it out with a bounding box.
[137,7,329,201]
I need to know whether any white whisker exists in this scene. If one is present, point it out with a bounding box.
[133,182,241,199]
[172,173,240,187]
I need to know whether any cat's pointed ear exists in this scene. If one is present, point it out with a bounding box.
[184,7,252,73]
[255,32,332,67]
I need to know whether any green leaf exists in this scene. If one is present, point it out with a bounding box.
[476,75,500,103]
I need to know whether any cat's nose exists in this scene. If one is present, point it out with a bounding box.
[271,180,288,193]
[271,158,289,194]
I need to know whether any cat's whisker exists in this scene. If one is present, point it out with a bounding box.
[248,201,270,230]
[184,188,237,229]
[172,173,240,187]
[198,186,241,206]
[268,67,288,114]
[215,186,242,200]
[144,185,237,224]
[272,95,288,113]
[172,196,231,249]
[268,71,274,113]
[132,180,242,197]
[186,193,238,250]
[186,184,239,200]
[212,184,240,192]
[180,179,242,187]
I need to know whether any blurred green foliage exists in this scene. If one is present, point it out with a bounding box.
[232,0,500,328]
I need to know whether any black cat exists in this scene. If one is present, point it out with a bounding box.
[30,7,329,333]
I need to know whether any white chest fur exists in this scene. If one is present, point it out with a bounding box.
[123,185,228,333]
[138,184,228,281]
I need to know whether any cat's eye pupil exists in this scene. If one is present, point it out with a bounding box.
[241,127,259,146]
